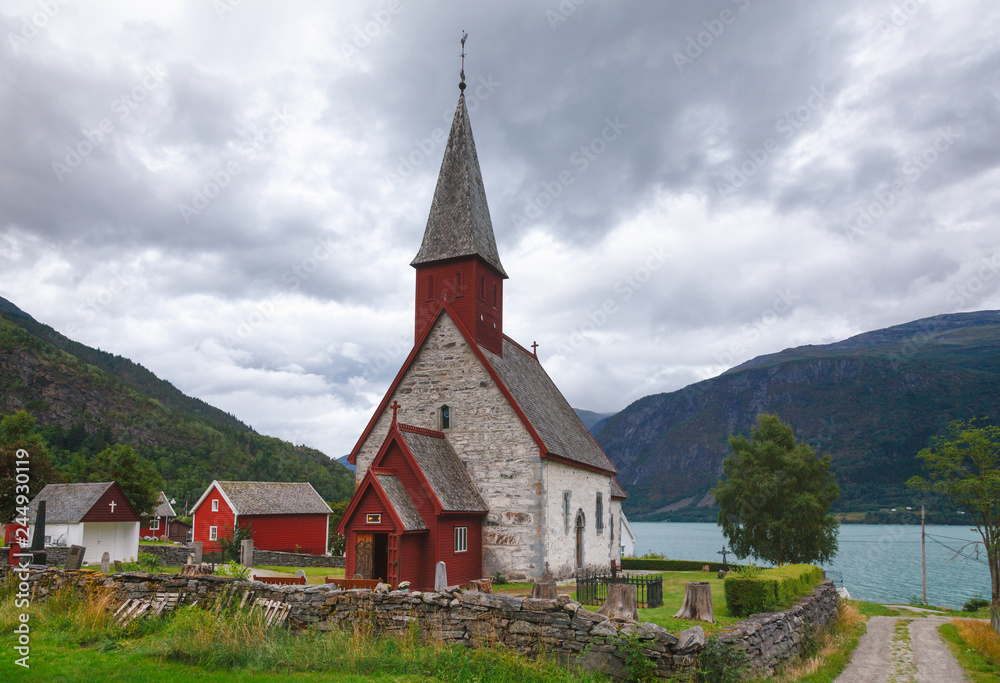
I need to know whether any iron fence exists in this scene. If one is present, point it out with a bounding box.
[575,570,663,609]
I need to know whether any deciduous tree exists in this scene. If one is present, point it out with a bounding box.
[0,411,61,524]
[908,420,1000,634]
[713,414,839,566]
[86,444,163,516]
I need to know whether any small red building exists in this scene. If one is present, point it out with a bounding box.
[190,481,331,555]
[140,492,176,540]
[338,415,488,589]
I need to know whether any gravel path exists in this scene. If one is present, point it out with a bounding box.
[835,616,966,683]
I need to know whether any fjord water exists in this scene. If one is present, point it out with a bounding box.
[632,522,990,608]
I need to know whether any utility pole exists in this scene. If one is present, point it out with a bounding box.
[922,505,927,605]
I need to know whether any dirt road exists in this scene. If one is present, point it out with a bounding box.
[834,615,966,682]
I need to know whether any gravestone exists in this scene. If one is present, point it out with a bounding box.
[531,567,557,600]
[190,542,202,564]
[434,561,448,591]
[100,552,111,574]
[65,545,86,570]
[240,539,254,567]
[114,560,123,573]
[30,500,46,566]
[294,569,306,579]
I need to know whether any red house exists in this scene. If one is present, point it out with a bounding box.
[190,481,331,555]
[337,412,488,589]
[139,492,176,540]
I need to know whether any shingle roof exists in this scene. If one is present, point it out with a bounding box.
[27,482,114,524]
[410,92,507,277]
[215,482,331,516]
[611,479,627,499]
[374,474,428,531]
[482,338,618,474]
[399,429,489,512]
[151,491,176,518]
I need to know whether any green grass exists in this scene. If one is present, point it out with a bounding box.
[939,621,1000,682]
[849,600,900,617]
[0,584,606,683]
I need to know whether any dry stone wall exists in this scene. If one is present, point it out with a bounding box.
[251,549,344,568]
[3,566,838,680]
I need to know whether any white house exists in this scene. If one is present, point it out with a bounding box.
[26,482,141,564]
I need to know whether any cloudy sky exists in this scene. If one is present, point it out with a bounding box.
[2,0,999,458]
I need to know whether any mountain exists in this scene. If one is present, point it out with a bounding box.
[0,297,354,507]
[337,455,356,472]
[595,311,1000,522]
[574,408,615,434]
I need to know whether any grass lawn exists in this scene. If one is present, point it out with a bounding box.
[253,566,345,585]
[939,619,1000,682]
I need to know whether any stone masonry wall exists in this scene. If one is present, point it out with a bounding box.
[252,549,345,568]
[1,545,345,569]
[543,459,620,578]
[2,565,839,681]
[354,314,546,579]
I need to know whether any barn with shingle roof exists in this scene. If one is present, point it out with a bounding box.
[338,85,629,588]
[190,481,331,555]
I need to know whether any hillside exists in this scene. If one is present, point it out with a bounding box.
[595,311,1000,521]
[0,299,354,508]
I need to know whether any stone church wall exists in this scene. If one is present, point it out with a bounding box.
[6,567,839,680]
[354,314,545,579]
[543,460,620,578]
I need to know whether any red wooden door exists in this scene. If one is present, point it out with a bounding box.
[387,534,399,588]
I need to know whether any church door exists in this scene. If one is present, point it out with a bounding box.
[387,534,399,588]
[355,533,374,579]
[575,511,586,569]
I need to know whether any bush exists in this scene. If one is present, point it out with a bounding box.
[963,594,991,612]
[492,571,508,585]
[121,552,164,573]
[723,564,823,617]
[214,561,251,579]
[620,558,744,573]
[698,635,749,683]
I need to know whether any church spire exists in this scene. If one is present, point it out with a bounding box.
[410,36,506,278]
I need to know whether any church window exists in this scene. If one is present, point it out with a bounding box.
[209,526,218,541]
[212,499,219,512]
[455,271,462,295]
[480,275,486,299]
[455,526,467,553]
[596,493,604,532]
[440,405,451,430]
[428,276,435,300]
[610,513,614,542]
[366,513,381,524]
[492,283,497,306]
[563,491,572,533]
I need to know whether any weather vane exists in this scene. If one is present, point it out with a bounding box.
[460,31,468,91]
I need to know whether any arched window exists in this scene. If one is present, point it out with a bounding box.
[596,492,604,532]
[480,275,486,299]
[455,271,462,296]
[439,405,451,430]
[428,276,435,300]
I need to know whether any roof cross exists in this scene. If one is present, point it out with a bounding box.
[109,500,116,513]
[459,31,468,91]
[390,400,401,424]
[531,341,539,357]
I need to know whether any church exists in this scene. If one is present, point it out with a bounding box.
[338,79,628,589]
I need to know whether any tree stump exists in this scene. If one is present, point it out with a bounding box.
[598,583,638,621]
[674,582,714,623]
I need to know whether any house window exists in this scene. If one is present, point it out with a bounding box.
[563,491,572,533]
[455,526,468,553]
[428,275,435,299]
[150,518,159,530]
[596,493,604,532]
[366,514,381,524]
[440,405,451,430]
[209,526,218,541]
[212,499,219,512]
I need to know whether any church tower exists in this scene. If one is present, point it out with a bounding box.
[411,91,507,357]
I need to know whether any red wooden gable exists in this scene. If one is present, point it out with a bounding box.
[80,482,141,522]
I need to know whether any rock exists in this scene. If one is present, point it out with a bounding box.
[676,626,705,654]
[591,620,619,637]
[374,582,389,594]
